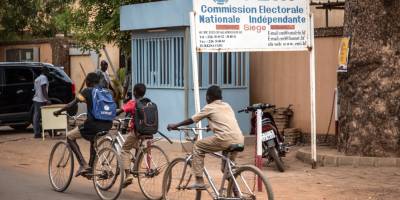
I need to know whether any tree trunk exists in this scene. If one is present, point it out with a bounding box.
[338,0,400,156]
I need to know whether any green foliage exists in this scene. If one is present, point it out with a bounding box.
[0,0,161,58]
[0,0,73,40]
[68,0,157,56]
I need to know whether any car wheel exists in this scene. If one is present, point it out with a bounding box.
[10,124,30,131]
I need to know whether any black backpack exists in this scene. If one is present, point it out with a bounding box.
[135,98,158,135]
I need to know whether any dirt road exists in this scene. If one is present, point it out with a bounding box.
[0,127,400,200]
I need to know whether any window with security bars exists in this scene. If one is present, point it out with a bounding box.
[198,52,248,88]
[133,34,184,88]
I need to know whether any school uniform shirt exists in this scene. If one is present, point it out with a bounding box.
[191,100,244,143]
[77,87,113,139]
[32,74,49,102]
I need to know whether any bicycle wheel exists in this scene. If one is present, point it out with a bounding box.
[93,147,124,200]
[136,145,170,200]
[48,141,74,192]
[227,165,274,200]
[98,137,113,150]
[162,157,199,200]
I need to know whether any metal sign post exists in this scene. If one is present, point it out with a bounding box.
[256,109,263,190]
[309,13,317,168]
[191,0,316,168]
[189,11,203,139]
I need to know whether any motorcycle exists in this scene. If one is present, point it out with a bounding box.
[239,103,289,172]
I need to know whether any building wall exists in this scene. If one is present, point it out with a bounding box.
[312,7,345,28]
[250,37,341,135]
[70,55,95,93]
[69,43,120,93]
[0,43,52,63]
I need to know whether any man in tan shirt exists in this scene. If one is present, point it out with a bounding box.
[167,85,244,190]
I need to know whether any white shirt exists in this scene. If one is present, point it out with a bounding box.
[32,74,49,102]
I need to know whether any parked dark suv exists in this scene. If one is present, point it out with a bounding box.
[0,62,77,130]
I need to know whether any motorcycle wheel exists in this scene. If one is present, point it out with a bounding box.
[269,147,285,172]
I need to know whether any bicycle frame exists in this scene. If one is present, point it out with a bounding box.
[204,152,244,199]
[105,118,168,174]
[177,128,245,199]
[55,113,87,168]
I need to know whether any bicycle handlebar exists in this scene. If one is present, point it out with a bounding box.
[57,112,87,120]
[157,131,173,144]
[238,103,275,113]
[176,127,208,132]
[113,118,133,124]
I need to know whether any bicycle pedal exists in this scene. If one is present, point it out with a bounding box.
[131,171,139,176]
[82,173,93,180]
[186,184,209,190]
[219,188,227,196]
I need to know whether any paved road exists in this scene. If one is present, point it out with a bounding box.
[2,127,400,199]
[0,164,146,200]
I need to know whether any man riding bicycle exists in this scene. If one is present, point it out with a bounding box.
[54,73,113,177]
[167,85,244,190]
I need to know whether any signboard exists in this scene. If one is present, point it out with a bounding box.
[337,37,350,72]
[193,0,311,52]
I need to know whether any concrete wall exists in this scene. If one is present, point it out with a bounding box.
[120,0,192,31]
[250,37,341,135]
[0,43,52,63]
[188,88,251,137]
[145,89,186,139]
[69,43,120,93]
[311,6,345,28]
[70,55,95,93]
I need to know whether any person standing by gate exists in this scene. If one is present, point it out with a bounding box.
[96,60,112,89]
[32,67,50,138]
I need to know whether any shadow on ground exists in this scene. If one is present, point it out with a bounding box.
[0,126,34,135]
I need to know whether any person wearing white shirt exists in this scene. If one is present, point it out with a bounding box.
[32,67,50,138]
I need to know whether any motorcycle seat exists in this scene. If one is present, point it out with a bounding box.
[225,144,245,152]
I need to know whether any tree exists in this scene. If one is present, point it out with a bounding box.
[338,0,400,156]
[0,0,73,40]
[67,0,159,56]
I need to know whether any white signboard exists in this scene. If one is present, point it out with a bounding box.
[193,0,310,52]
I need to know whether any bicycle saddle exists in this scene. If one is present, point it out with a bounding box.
[138,134,154,140]
[225,144,245,152]
[96,131,109,137]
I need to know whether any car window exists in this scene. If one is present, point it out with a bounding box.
[49,67,72,82]
[5,68,34,84]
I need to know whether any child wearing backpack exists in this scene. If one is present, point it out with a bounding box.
[54,72,115,177]
[117,83,158,187]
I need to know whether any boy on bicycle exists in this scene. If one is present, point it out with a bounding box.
[54,73,113,177]
[167,85,244,190]
[116,83,147,187]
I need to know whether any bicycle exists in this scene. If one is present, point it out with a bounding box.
[48,113,125,200]
[162,127,274,200]
[97,117,173,200]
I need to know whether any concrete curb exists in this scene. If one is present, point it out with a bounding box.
[296,147,400,167]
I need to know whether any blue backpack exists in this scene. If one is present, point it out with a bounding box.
[91,87,116,121]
